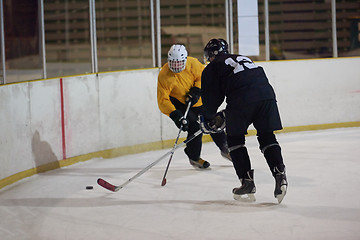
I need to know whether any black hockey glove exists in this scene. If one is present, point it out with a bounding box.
[200,110,226,134]
[185,87,201,106]
[169,109,189,131]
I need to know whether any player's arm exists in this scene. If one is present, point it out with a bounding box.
[157,76,189,131]
[201,66,225,120]
[185,58,204,106]
[157,77,176,116]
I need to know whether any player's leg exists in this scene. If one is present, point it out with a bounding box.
[184,107,210,169]
[227,134,256,201]
[254,100,287,203]
[169,100,210,169]
[258,132,287,203]
[225,106,256,200]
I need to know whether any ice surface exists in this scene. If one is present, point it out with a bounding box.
[1,127,360,240]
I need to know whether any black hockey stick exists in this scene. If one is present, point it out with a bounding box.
[161,101,192,186]
[97,129,202,192]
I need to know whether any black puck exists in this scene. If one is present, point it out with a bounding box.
[86,185,93,190]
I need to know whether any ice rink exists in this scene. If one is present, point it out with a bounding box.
[1,127,360,240]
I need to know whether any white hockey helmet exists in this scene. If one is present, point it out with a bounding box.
[167,44,188,73]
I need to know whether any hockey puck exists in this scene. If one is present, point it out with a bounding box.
[86,185,93,190]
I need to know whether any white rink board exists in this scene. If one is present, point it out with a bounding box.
[0,83,33,177]
[0,57,359,185]
[29,79,63,165]
[63,75,101,158]
[98,69,161,150]
[260,58,360,126]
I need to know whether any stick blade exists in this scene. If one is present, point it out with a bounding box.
[161,178,167,186]
[97,178,117,192]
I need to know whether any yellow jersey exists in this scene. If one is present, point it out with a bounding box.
[157,56,205,116]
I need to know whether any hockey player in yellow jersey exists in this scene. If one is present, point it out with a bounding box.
[157,44,231,169]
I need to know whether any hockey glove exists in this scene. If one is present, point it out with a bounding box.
[185,87,201,106]
[200,110,226,134]
[169,109,189,131]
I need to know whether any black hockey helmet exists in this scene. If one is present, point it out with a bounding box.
[204,38,229,61]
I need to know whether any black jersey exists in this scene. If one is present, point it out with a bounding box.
[201,54,276,119]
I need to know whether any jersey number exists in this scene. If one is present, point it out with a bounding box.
[225,56,258,74]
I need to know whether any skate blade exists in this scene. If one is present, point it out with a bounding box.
[276,185,287,204]
[191,165,211,170]
[190,163,211,170]
[233,193,256,202]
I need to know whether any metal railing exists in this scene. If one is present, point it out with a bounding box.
[0,0,358,85]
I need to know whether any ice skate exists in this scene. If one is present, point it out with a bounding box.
[273,165,288,204]
[189,158,210,169]
[233,169,256,202]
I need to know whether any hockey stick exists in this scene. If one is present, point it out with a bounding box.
[161,101,192,186]
[97,129,202,192]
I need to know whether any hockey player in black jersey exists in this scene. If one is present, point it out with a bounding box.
[200,38,288,203]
